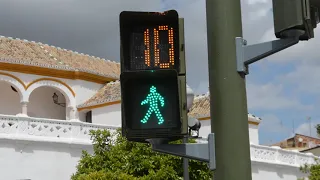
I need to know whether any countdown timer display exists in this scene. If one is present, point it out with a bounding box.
[120,10,180,72]
[130,25,178,70]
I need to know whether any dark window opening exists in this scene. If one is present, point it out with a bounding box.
[86,111,92,123]
[11,86,17,92]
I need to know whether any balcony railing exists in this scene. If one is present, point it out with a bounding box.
[0,114,318,167]
[197,137,317,167]
[250,143,317,167]
[0,114,118,145]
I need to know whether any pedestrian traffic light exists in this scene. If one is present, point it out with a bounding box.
[119,10,187,142]
[273,0,320,40]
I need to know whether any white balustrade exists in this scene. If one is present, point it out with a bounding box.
[250,144,316,167]
[197,138,317,167]
[0,114,317,167]
[0,114,118,145]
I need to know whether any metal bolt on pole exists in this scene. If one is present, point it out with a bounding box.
[205,0,252,179]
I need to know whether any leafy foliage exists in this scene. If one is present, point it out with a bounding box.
[316,125,320,138]
[299,158,320,180]
[71,129,213,180]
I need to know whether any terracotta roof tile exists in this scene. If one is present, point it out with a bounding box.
[0,36,120,79]
[188,93,211,118]
[188,93,262,122]
[78,80,121,108]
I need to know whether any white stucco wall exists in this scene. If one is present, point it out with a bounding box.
[92,104,121,126]
[78,111,87,122]
[199,119,260,144]
[0,139,93,180]
[72,80,104,105]
[251,162,306,180]
[0,81,21,115]
[198,119,211,138]
[249,123,259,145]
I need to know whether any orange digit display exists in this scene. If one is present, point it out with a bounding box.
[154,27,160,66]
[121,10,180,72]
[153,25,175,69]
[144,29,150,66]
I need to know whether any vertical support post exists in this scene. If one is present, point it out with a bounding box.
[21,101,28,117]
[179,17,189,180]
[182,136,189,180]
[67,106,77,121]
[205,0,252,179]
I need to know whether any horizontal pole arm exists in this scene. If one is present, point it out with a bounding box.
[148,133,216,170]
[152,143,209,162]
[243,38,299,65]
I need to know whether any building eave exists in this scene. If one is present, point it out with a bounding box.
[0,61,117,84]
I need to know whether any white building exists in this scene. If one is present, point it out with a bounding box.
[0,36,316,180]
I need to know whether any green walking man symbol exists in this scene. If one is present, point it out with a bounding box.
[141,86,165,125]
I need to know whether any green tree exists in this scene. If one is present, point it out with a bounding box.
[71,129,213,180]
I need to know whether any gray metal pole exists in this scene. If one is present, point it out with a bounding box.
[205,0,252,180]
[183,136,189,180]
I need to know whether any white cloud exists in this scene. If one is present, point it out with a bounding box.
[277,63,320,94]
[246,82,313,110]
[259,114,291,134]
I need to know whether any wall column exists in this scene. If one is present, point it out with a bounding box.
[17,101,28,117]
[67,106,78,121]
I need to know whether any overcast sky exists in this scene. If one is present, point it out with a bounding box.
[1,0,320,144]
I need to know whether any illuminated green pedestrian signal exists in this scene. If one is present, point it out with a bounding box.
[120,70,184,142]
[141,86,165,125]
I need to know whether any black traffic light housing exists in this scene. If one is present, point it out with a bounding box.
[119,10,187,143]
[273,0,320,40]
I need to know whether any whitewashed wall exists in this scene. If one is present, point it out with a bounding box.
[251,161,306,180]
[0,139,93,180]
[0,81,21,115]
[72,80,104,105]
[249,123,259,144]
[0,114,118,180]
[198,119,260,144]
[92,104,121,126]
